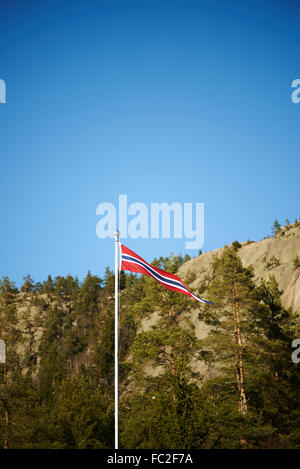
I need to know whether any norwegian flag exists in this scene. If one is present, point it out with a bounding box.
[120,244,214,305]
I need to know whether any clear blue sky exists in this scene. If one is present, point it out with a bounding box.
[0,0,299,287]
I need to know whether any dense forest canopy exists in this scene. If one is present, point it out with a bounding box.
[0,249,299,449]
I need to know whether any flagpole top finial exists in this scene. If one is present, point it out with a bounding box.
[114,229,120,241]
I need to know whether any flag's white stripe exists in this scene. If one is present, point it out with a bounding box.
[190,292,206,303]
[122,255,189,294]
[122,250,214,305]
[122,253,189,292]
[122,254,189,291]
[122,257,188,293]
[190,292,214,305]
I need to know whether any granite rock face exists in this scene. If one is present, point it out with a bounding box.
[178,223,300,313]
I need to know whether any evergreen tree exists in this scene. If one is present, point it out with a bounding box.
[20,275,34,293]
[43,371,113,448]
[120,256,203,448]
[1,247,299,449]
[271,220,281,236]
[0,277,38,448]
[199,248,265,415]
[251,276,300,447]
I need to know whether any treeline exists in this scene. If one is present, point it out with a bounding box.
[0,251,299,449]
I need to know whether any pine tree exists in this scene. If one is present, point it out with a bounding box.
[251,276,300,447]
[0,277,40,448]
[271,220,281,236]
[199,248,265,415]
[120,256,203,448]
[45,371,113,448]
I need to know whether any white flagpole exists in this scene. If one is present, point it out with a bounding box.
[114,229,120,450]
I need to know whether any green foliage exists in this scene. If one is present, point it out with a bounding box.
[231,240,242,251]
[266,255,280,270]
[271,219,281,236]
[21,275,35,293]
[199,249,264,416]
[120,254,204,448]
[0,247,299,449]
[44,372,114,448]
[198,254,300,448]
[121,382,206,449]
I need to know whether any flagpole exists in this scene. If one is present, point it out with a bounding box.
[114,229,120,450]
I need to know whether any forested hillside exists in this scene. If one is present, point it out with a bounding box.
[0,222,300,449]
